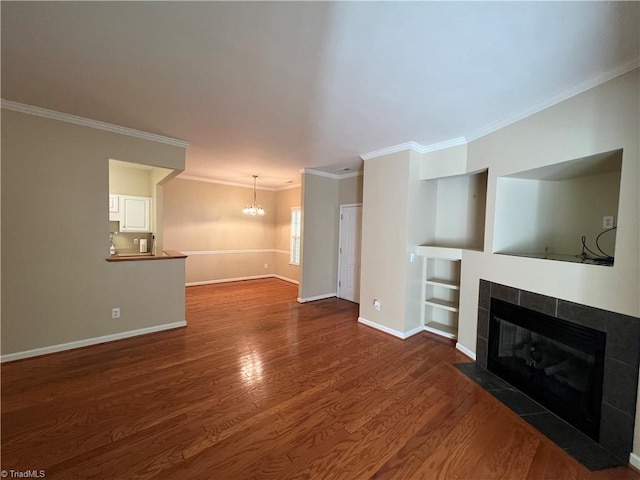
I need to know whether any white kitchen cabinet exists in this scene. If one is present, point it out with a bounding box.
[109,195,120,221]
[120,195,151,232]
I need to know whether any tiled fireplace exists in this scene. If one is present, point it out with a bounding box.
[473,280,640,467]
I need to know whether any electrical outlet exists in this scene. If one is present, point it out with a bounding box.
[409,253,415,263]
[112,307,120,319]
[133,238,139,245]
[264,263,268,269]
[603,216,615,229]
[373,299,381,311]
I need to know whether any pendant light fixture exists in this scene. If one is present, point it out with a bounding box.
[242,175,265,216]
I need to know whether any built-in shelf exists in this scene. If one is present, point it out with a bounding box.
[425,278,460,290]
[415,165,486,341]
[424,321,457,340]
[421,256,461,340]
[416,245,462,260]
[425,298,459,312]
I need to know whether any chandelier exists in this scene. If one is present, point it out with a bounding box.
[242,175,265,216]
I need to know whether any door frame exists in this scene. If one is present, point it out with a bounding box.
[337,203,363,301]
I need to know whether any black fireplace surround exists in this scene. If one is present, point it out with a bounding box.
[488,298,606,441]
[476,281,640,464]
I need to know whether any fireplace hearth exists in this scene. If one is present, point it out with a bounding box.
[474,281,640,468]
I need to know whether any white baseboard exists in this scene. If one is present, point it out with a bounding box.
[358,317,422,340]
[186,274,298,287]
[272,274,299,285]
[404,325,425,339]
[629,452,640,470]
[455,342,477,361]
[297,293,336,303]
[0,321,187,363]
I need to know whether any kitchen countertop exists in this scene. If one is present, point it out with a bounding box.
[106,250,187,262]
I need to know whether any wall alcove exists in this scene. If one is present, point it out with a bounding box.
[493,149,623,266]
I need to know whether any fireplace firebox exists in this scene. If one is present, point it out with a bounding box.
[488,298,606,440]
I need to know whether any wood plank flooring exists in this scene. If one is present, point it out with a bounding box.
[2,278,639,479]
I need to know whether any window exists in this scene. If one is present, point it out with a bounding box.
[290,207,301,265]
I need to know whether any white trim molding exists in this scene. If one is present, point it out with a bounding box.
[335,170,362,179]
[1,100,189,148]
[0,321,187,363]
[277,183,303,191]
[466,58,639,142]
[176,174,299,192]
[360,137,467,161]
[297,293,336,303]
[421,137,468,154]
[357,317,422,340]
[629,452,640,471]
[359,60,639,162]
[300,168,363,180]
[272,275,299,285]
[455,342,477,361]
[360,141,426,161]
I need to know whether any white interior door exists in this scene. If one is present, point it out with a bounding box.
[338,205,362,303]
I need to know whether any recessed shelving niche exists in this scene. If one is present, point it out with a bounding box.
[415,168,487,340]
[421,170,488,251]
[421,255,461,340]
[493,149,622,266]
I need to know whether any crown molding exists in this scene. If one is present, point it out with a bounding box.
[336,170,362,179]
[1,99,190,148]
[466,57,640,143]
[301,168,338,179]
[177,174,277,191]
[277,182,302,191]
[359,60,639,159]
[360,137,467,161]
[360,141,425,161]
[177,174,300,191]
[300,168,363,179]
[421,136,467,154]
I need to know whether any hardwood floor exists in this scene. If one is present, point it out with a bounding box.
[1,278,638,479]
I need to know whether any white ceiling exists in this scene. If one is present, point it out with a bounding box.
[2,2,638,189]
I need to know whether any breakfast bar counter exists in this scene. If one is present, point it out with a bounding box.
[106,250,187,262]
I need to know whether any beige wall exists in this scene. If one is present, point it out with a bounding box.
[162,178,301,284]
[339,174,363,205]
[404,151,437,332]
[297,172,363,301]
[163,178,278,283]
[359,152,411,332]
[1,110,186,357]
[109,160,153,196]
[299,173,340,299]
